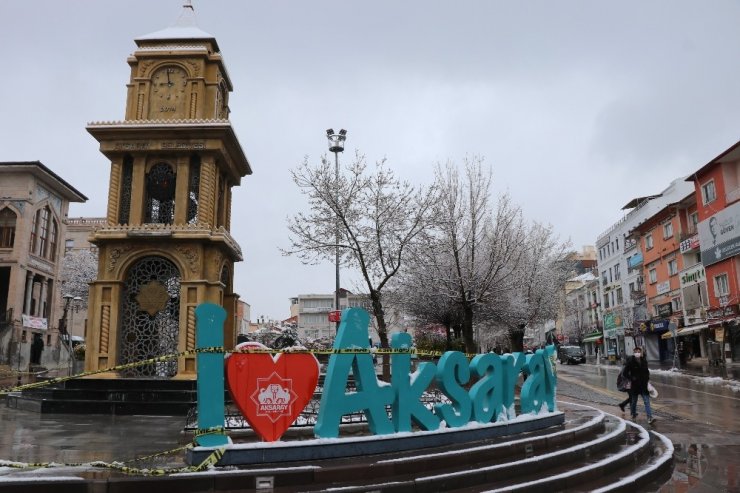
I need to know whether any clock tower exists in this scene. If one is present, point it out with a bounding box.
[84,5,251,378]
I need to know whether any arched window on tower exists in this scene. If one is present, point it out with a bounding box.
[0,208,16,248]
[119,154,133,225]
[187,154,200,224]
[145,162,176,224]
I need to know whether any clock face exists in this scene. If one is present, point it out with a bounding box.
[148,66,188,119]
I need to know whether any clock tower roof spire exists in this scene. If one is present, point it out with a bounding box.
[135,1,219,51]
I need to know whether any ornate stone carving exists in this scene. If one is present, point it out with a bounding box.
[138,60,156,77]
[136,280,170,316]
[107,245,133,272]
[183,59,200,76]
[175,245,199,273]
[99,305,110,354]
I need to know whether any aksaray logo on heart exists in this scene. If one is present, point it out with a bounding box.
[250,372,298,423]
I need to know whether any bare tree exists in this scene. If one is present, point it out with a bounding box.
[426,157,529,353]
[284,152,435,353]
[497,222,573,352]
[60,248,98,309]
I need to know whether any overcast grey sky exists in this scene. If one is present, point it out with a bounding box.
[2,1,739,320]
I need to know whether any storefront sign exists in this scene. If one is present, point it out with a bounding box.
[603,312,623,330]
[716,327,725,343]
[680,264,706,288]
[657,303,673,317]
[680,235,700,253]
[650,319,669,331]
[707,305,738,319]
[656,281,671,295]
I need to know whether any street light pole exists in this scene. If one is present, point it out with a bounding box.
[326,128,347,332]
[60,294,74,376]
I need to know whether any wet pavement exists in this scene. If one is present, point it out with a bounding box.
[557,363,740,492]
[0,364,739,491]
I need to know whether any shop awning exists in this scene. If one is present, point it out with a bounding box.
[661,323,708,339]
[677,323,708,337]
[582,333,603,343]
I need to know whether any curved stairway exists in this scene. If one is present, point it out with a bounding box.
[179,401,673,492]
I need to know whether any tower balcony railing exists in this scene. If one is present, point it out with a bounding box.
[92,223,243,259]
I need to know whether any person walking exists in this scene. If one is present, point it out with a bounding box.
[622,346,655,424]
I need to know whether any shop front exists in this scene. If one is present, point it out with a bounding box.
[582,331,603,359]
[643,319,671,361]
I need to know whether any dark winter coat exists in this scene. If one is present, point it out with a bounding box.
[623,355,650,394]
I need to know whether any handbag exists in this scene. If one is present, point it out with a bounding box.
[647,382,658,399]
[617,369,631,392]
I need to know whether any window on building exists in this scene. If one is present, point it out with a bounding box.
[65,239,74,251]
[645,234,653,250]
[629,282,635,293]
[608,268,613,283]
[701,180,717,205]
[663,222,673,239]
[649,268,657,284]
[616,288,623,305]
[603,294,610,309]
[714,273,730,297]
[611,291,615,306]
[303,299,333,309]
[48,220,58,261]
[668,259,678,276]
[671,297,682,312]
[614,263,621,281]
[615,237,619,251]
[29,206,57,260]
[601,271,607,285]
[0,208,16,248]
[37,207,50,256]
[689,212,699,233]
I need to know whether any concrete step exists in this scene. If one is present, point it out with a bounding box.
[185,406,672,492]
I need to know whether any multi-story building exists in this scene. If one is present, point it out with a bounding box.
[235,299,251,336]
[290,289,372,341]
[629,192,694,361]
[595,177,694,361]
[561,271,598,345]
[289,289,409,345]
[0,162,87,371]
[687,140,740,362]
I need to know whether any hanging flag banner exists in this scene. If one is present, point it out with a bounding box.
[21,315,48,330]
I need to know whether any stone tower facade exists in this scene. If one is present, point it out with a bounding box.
[84,7,251,378]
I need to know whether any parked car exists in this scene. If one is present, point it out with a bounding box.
[557,345,585,365]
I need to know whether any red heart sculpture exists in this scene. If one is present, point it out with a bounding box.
[226,352,319,442]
